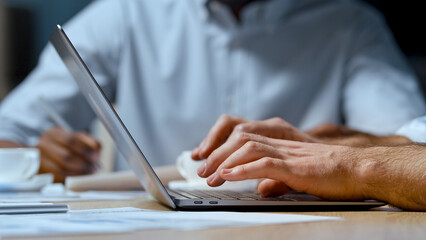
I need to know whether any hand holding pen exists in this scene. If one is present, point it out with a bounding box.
[37,97,101,183]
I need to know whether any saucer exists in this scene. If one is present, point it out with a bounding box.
[0,174,54,192]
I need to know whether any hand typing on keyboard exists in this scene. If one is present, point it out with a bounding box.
[189,115,426,211]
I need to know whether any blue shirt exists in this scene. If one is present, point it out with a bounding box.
[0,0,425,168]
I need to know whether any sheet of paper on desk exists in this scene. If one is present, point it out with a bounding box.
[0,190,149,203]
[0,207,342,237]
[1,183,148,203]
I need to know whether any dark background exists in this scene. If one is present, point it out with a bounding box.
[366,0,426,97]
[0,0,92,90]
[1,0,425,98]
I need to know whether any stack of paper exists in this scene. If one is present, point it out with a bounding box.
[0,207,341,237]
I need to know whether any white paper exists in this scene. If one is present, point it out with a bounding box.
[0,207,341,237]
[0,190,149,203]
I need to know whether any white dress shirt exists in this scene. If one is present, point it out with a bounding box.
[396,116,426,143]
[0,0,425,169]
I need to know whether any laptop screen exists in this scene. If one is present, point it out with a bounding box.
[50,25,176,209]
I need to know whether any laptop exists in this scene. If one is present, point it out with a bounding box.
[50,25,385,210]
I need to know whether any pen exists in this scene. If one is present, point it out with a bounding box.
[38,97,101,169]
[38,97,73,132]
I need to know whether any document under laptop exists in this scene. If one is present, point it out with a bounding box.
[50,25,385,210]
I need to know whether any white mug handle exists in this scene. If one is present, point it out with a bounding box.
[21,149,40,180]
[176,151,205,181]
[176,151,190,179]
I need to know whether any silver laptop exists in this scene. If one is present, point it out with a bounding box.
[50,25,385,210]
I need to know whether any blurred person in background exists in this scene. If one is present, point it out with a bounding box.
[0,0,424,182]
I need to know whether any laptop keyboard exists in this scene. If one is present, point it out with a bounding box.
[173,190,261,200]
[171,190,324,202]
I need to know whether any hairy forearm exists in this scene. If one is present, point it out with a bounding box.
[322,134,412,147]
[307,123,413,147]
[356,144,426,211]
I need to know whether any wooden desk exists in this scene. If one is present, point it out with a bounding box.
[7,198,426,240]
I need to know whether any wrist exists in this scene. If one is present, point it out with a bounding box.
[350,145,426,210]
[352,147,385,200]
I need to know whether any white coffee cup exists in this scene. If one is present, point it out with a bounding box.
[0,148,40,183]
[172,150,258,191]
[176,151,205,182]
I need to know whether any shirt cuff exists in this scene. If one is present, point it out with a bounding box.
[0,124,41,146]
[395,116,426,143]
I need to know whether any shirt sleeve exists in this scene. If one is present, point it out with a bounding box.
[342,4,426,135]
[395,116,426,143]
[0,0,127,145]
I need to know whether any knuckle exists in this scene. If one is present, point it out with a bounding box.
[75,132,90,146]
[235,123,250,133]
[58,151,73,163]
[270,117,289,127]
[270,117,283,123]
[219,114,232,122]
[233,131,250,144]
[244,141,259,151]
[74,132,84,138]
[66,134,77,146]
[261,157,276,168]
[75,132,91,143]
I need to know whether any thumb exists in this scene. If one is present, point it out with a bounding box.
[257,179,291,197]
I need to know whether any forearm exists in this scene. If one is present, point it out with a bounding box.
[306,123,413,147]
[321,134,412,147]
[356,145,426,211]
[0,140,26,148]
[154,165,185,186]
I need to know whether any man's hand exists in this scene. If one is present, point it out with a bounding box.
[0,128,100,182]
[192,115,411,186]
[192,115,317,184]
[218,139,426,210]
[190,115,425,210]
[192,115,317,161]
[195,129,365,200]
[36,127,101,182]
[192,116,371,163]
[192,115,319,186]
